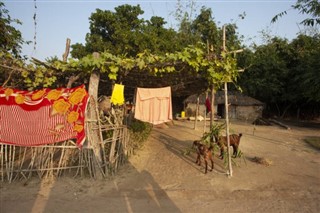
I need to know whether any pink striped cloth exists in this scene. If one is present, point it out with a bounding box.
[0,85,89,147]
[134,87,172,125]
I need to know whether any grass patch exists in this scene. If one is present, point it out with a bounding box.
[304,136,320,151]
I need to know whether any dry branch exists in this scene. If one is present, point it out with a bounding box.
[269,119,291,130]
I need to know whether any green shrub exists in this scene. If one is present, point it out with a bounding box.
[128,119,152,149]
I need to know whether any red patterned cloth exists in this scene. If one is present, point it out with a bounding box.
[0,85,89,147]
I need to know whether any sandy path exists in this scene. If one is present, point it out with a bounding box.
[1,120,320,212]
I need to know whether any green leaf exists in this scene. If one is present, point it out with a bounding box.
[137,59,145,70]
[109,64,119,73]
[108,73,117,80]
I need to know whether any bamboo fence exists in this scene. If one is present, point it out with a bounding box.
[0,105,134,183]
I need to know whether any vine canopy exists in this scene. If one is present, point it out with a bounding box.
[1,43,240,98]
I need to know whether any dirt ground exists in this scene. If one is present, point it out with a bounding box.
[1,119,320,213]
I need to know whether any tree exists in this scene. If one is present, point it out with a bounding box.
[177,6,242,54]
[272,0,320,26]
[239,33,320,119]
[71,4,185,59]
[239,37,292,117]
[0,2,27,58]
[0,2,31,88]
[190,7,219,46]
[290,34,320,102]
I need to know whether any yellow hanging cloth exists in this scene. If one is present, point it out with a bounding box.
[111,84,124,105]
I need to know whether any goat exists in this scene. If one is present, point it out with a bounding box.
[214,133,242,159]
[192,140,214,174]
[98,95,111,115]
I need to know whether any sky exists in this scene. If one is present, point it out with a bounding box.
[4,0,312,61]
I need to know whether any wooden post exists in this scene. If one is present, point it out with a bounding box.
[63,38,81,88]
[87,52,104,179]
[62,38,71,62]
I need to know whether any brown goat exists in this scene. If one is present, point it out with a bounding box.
[193,140,214,174]
[215,133,242,159]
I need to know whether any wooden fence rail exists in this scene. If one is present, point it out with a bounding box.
[0,125,132,183]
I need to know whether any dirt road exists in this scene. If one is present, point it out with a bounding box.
[1,120,320,212]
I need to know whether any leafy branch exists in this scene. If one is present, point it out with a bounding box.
[1,43,241,91]
[272,0,320,26]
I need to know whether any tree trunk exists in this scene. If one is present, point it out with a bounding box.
[194,95,199,130]
[275,103,281,117]
[296,107,300,120]
[280,103,292,119]
[86,53,104,179]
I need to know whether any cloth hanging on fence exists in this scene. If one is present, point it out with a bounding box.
[0,85,89,147]
[134,87,172,125]
[205,97,211,112]
[111,84,124,105]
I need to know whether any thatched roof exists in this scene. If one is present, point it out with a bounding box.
[184,91,264,106]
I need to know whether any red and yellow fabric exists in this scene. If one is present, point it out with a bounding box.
[0,85,89,147]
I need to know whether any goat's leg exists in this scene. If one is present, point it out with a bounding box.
[204,160,208,174]
[219,147,224,159]
[232,145,238,157]
[210,158,214,171]
[196,153,201,165]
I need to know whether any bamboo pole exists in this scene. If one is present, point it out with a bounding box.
[7,145,12,182]
[109,128,118,166]
[0,145,3,181]
[75,149,82,177]
[57,142,67,177]
[13,146,25,181]
[222,25,233,177]
[94,98,107,175]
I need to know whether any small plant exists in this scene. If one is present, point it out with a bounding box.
[128,119,152,149]
[219,145,246,167]
[201,122,247,167]
[201,122,226,145]
[198,122,225,159]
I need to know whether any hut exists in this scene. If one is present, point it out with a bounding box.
[183,91,264,121]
